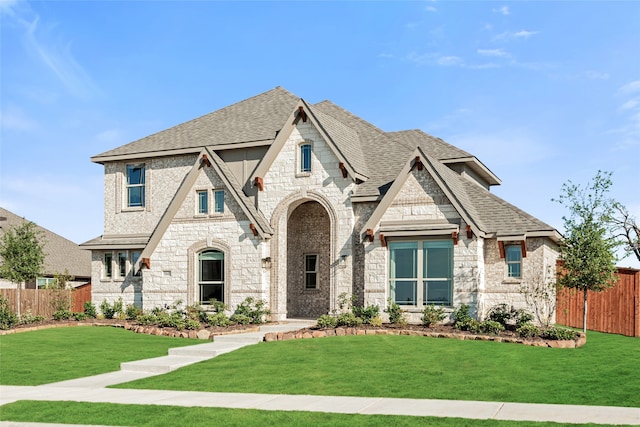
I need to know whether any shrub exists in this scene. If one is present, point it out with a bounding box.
[0,297,19,330]
[209,299,227,313]
[19,310,45,325]
[514,310,534,328]
[233,297,270,324]
[156,312,186,330]
[100,298,123,319]
[336,312,362,327]
[316,314,338,329]
[369,315,383,327]
[230,313,251,325]
[205,312,231,327]
[517,323,541,338]
[184,318,201,330]
[353,304,380,324]
[421,304,446,327]
[385,299,406,325]
[52,309,72,321]
[125,304,143,320]
[136,313,158,325]
[185,304,203,321]
[72,312,87,321]
[83,301,97,318]
[543,326,578,341]
[487,304,512,326]
[453,304,472,325]
[479,320,505,335]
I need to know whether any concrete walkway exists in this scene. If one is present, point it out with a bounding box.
[1,321,639,426]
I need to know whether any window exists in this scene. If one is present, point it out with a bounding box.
[197,190,208,214]
[117,252,127,278]
[36,277,56,288]
[104,253,113,278]
[199,250,224,304]
[126,164,145,207]
[389,239,453,306]
[506,245,522,278]
[300,143,312,173]
[131,251,141,277]
[304,254,318,289]
[214,190,224,213]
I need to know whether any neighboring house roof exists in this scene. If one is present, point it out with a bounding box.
[0,207,92,279]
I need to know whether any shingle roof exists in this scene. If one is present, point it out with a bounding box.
[93,87,557,240]
[92,87,300,161]
[0,208,92,278]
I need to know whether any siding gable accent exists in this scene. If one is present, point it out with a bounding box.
[359,147,483,242]
[134,148,272,273]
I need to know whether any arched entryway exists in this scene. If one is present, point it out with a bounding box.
[286,201,331,318]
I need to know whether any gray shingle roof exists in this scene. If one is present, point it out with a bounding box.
[92,87,300,161]
[0,208,92,278]
[93,87,557,240]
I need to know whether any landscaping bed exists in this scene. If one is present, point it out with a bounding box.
[264,323,586,348]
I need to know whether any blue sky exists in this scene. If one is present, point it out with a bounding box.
[1,1,639,267]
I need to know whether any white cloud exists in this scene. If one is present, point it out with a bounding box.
[477,48,509,57]
[6,2,100,99]
[495,30,538,41]
[619,80,640,94]
[620,99,638,111]
[437,56,463,66]
[493,6,510,15]
[424,5,437,13]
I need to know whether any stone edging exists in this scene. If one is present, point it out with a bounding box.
[263,327,587,348]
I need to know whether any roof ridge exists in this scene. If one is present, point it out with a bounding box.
[313,100,386,135]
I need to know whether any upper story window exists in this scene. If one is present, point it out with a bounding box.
[300,142,312,174]
[126,164,145,207]
[197,190,208,214]
[506,245,522,278]
[214,189,225,214]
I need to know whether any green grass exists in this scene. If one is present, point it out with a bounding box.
[116,332,640,407]
[0,401,617,427]
[0,326,203,385]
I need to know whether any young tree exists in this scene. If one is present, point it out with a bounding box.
[554,171,618,333]
[0,221,46,317]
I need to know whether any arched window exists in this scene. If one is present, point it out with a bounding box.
[199,250,224,304]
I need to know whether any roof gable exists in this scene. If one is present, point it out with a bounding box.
[135,149,272,272]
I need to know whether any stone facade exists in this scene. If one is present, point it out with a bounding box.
[90,102,558,324]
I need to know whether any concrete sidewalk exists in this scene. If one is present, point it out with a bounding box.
[1,321,638,426]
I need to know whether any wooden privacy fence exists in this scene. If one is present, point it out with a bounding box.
[1,284,92,318]
[556,267,640,337]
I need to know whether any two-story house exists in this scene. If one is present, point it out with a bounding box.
[82,87,560,322]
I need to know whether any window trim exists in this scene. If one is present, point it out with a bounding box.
[297,140,313,176]
[505,244,522,279]
[196,189,209,215]
[388,239,453,307]
[198,250,225,305]
[213,189,225,214]
[125,163,146,208]
[304,253,319,289]
[103,252,113,279]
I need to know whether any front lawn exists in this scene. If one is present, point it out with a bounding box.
[0,327,203,385]
[116,331,640,407]
[0,401,612,427]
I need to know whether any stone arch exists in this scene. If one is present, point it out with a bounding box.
[187,239,231,307]
[270,190,338,320]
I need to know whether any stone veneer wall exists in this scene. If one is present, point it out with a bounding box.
[481,237,558,323]
[286,201,331,317]
[259,121,356,319]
